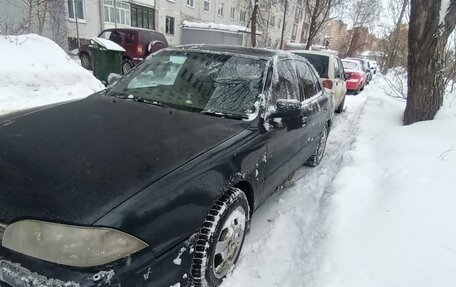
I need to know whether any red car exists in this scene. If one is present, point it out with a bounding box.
[342,59,367,94]
[79,28,168,74]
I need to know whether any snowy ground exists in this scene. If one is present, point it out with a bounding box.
[0,34,103,115]
[223,76,456,287]
[1,37,455,286]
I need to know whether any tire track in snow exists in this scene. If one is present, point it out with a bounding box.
[222,83,375,287]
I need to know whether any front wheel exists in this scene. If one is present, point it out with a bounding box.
[80,53,92,70]
[190,188,250,286]
[335,96,345,114]
[305,123,329,167]
[122,59,133,75]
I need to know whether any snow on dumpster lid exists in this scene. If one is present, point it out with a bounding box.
[91,38,126,52]
[182,21,261,35]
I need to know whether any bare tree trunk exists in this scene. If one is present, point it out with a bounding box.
[383,0,408,72]
[280,0,288,49]
[404,0,456,125]
[251,1,259,47]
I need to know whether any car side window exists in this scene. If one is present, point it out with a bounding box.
[296,60,319,100]
[337,59,345,79]
[271,60,300,103]
[99,31,112,40]
[333,59,341,79]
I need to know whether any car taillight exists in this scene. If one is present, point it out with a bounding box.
[136,44,143,55]
[322,80,333,89]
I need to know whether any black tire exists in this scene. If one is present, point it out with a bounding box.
[190,188,250,287]
[80,53,92,70]
[305,123,329,167]
[335,95,345,114]
[122,59,133,75]
[360,84,365,91]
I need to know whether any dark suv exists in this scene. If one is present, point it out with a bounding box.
[79,28,168,74]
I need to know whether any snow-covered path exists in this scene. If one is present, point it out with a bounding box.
[222,81,374,287]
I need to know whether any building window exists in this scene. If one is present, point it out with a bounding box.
[270,15,275,27]
[240,10,246,22]
[187,0,195,7]
[131,4,155,30]
[292,23,298,41]
[217,3,224,17]
[68,0,85,20]
[103,1,130,25]
[204,0,210,12]
[166,16,175,34]
[230,7,235,20]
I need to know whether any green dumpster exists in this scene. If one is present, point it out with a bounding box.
[89,37,124,83]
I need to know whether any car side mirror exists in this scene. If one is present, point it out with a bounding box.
[107,73,122,87]
[269,99,302,119]
[344,72,350,80]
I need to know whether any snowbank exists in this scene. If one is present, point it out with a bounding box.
[315,79,456,287]
[0,34,104,115]
[223,77,456,287]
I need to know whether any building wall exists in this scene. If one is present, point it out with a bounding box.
[66,0,103,48]
[0,0,69,50]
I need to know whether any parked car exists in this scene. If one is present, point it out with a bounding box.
[290,50,347,113]
[347,57,372,84]
[0,46,334,287]
[342,59,367,94]
[79,28,168,74]
[369,60,378,74]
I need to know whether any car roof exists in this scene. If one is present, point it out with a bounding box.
[342,59,361,65]
[171,44,293,60]
[288,50,336,57]
[103,27,163,34]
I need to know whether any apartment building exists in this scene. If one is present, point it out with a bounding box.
[325,19,349,52]
[1,0,311,50]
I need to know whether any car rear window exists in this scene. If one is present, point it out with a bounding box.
[295,53,329,78]
[342,61,359,70]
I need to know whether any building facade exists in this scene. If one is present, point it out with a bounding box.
[1,0,313,50]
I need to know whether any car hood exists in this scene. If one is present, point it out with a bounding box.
[0,94,246,225]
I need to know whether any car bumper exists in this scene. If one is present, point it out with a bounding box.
[0,239,192,287]
[346,79,361,91]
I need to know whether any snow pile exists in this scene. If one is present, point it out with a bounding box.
[315,79,456,286]
[0,34,104,115]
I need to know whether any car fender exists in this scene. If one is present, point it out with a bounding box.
[94,126,267,257]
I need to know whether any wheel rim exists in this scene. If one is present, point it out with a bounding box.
[316,126,328,162]
[81,55,90,68]
[123,62,132,74]
[213,206,246,279]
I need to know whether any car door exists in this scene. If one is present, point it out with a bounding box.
[261,59,309,201]
[335,58,346,101]
[332,57,342,106]
[298,61,330,152]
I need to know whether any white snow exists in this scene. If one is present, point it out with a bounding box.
[439,0,451,25]
[0,34,104,115]
[222,76,456,287]
[92,37,126,52]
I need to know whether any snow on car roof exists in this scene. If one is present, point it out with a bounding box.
[171,44,283,59]
[288,50,335,58]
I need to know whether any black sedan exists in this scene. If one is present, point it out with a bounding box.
[0,45,334,287]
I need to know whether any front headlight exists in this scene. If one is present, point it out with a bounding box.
[2,220,148,267]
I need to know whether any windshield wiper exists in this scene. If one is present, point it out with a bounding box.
[112,94,168,108]
[200,111,245,120]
